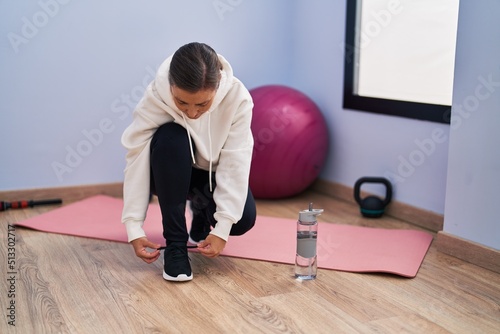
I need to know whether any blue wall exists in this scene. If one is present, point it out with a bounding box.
[0,0,294,189]
[4,0,492,248]
[3,0,497,249]
[443,0,500,250]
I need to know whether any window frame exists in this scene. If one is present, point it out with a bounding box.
[342,0,451,124]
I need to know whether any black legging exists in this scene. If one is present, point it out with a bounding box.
[150,122,256,244]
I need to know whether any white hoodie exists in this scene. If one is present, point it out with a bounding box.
[121,54,254,243]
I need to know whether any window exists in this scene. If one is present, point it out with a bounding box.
[343,0,460,124]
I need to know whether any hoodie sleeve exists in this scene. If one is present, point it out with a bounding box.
[210,83,254,241]
[121,82,174,242]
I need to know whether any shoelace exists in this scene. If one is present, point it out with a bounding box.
[157,245,198,251]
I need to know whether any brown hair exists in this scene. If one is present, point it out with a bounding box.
[168,42,222,92]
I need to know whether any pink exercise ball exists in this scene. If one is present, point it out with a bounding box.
[249,85,329,199]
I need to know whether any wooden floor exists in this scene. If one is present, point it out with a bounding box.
[1,189,499,333]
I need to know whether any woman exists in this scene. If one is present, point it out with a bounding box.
[121,42,256,282]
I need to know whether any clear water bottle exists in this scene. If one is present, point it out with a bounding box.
[295,203,323,280]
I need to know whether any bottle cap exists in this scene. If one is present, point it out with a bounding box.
[299,203,324,222]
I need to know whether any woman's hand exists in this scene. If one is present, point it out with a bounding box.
[131,237,161,264]
[197,234,226,258]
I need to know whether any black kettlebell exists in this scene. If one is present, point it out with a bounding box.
[354,177,392,218]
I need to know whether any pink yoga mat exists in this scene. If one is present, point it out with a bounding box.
[14,195,433,278]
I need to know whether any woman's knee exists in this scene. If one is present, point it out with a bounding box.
[151,122,193,163]
[152,122,188,148]
[230,190,256,236]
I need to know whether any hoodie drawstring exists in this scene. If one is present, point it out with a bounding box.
[181,113,214,193]
[208,113,213,192]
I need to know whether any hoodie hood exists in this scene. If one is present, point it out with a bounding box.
[154,54,233,116]
[151,54,235,191]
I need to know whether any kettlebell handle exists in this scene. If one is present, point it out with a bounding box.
[354,177,393,207]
